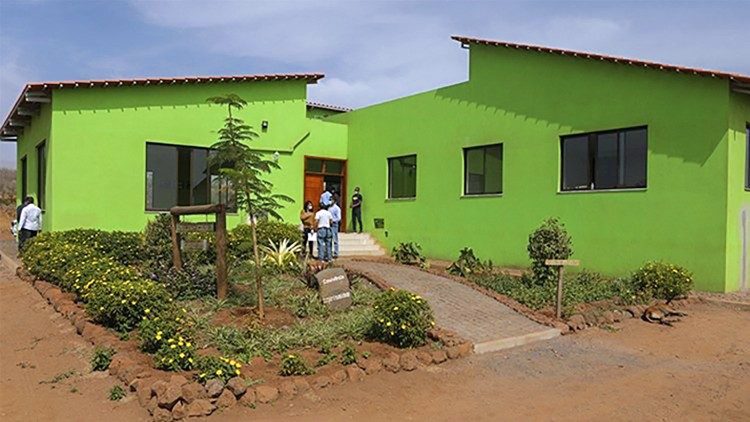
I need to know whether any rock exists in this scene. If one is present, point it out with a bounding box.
[567,314,586,331]
[81,322,107,343]
[255,385,279,403]
[181,382,207,404]
[186,399,215,417]
[345,365,365,381]
[169,375,189,388]
[137,381,155,407]
[152,407,172,422]
[361,358,383,375]
[216,389,237,409]
[171,401,187,420]
[238,389,256,407]
[205,379,225,398]
[146,396,159,415]
[416,351,432,365]
[279,381,297,397]
[430,350,448,364]
[583,312,599,326]
[293,378,311,392]
[382,352,400,372]
[457,343,473,357]
[601,311,615,325]
[400,352,418,371]
[625,306,640,318]
[151,380,168,398]
[225,377,247,396]
[74,317,87,335]
[331,370,347,384]
[446,346,461,360]
[313,376,331,389]
[157,384,182,409]
[612,310,623,322]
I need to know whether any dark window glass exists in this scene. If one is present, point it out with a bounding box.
[20,156,27,200]
[36,141,46,208]
[146,143,234,211]
[388,155,417,199]
[306,158,323,173]
[561,127,647,191]
[324,160,344,175]
[464,144,503,195]
[746,125,750,190]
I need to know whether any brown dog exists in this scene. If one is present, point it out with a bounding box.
[642,304,687,326]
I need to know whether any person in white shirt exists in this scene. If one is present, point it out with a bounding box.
[314,203,334,262]
[18,196,42,252]
[329,196,342,258]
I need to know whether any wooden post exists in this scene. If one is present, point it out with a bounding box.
[215,205,228,300]
[170,214,183,270]
[544,259,580,319]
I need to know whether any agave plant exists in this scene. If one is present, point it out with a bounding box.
[261,239,303,273]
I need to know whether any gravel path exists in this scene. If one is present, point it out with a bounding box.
[342,261,559,353]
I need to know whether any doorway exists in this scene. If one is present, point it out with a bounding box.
[304,156,347,231]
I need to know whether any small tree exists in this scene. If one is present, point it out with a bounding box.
[208,94,291,318]
[527,218,573,285]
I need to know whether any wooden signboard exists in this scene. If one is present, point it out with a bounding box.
[181,239,209,252]
[315,268,352,310]
[545,258,581,319]
[177,222,215,234]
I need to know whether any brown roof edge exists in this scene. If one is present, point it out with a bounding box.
[306,101,353,112]
[451,35,750,85]
[1,73,325,137]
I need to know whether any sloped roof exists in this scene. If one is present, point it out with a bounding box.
[306,101,353,112]
[452,35,750,86]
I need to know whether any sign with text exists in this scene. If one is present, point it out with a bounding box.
[314,268,352,311]
[177,222,215,234]
[181,239,208,252]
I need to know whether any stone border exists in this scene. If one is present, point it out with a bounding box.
[14,265,471,421]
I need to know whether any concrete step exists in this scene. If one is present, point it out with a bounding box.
[312,232,387,257]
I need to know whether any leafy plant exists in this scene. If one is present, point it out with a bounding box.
[631,261,693,304]
[61,256,140,297]
[315,344,337,367]
[196,356,243,383]
[208,94,293,318]
[143,213,173,268]
[392,242,426,267]
[109,385,126,401]
[261,239,302,273]
[138,307,193,353]
[154,335,197,371]
[230,221,301,261]
[447,247,492,277]
[53,229,144,266]
[22,236,102,286]
[279,354,315,376]
[527,218,573,285]
[150,264,216,300]
[340,343,357,365]
[84,278,172,332]
[91,346,116,371]
[370,289,434,348]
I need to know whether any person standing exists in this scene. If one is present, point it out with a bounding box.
[314,203,334,262]
[18,196,42,252]
[319,186,334,208]
[299,201,316,258]
[350,186,363,233]
[12,197,30,240]
[329,195,342,258]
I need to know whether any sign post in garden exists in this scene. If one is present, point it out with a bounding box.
[544,259,580,319]
[170,204,228,299]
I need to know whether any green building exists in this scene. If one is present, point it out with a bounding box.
[3,36,749,292]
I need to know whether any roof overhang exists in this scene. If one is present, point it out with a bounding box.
[452,35,750,90]
[306,101,353,112]
[1,73,325,142]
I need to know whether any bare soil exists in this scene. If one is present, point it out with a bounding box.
[2,260,748,421]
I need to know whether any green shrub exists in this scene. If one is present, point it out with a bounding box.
[84,278,172,332]
[138,307,193,353]
[61,256,140,297]
[340,343,357,365]
[279,354,315,376]
[143,214,173,273]
[150,264,216,301]
[91,346,116,371]
[527,218,573,285]
[261,239,302,274]
[316,345,337,367]
[229,220,300,261]
[287,290,329,318]
[631,261,693,304]
[109,385,126,401]
[22,236,102,286]
[370,289,434,348]
[474,273,553,310]
[447,247,492,277]
[154,335,196,371]
[196,356,243,383]
[391,242,426,267]
[55,229,144,266]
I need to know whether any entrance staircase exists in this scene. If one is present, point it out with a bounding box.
[313,232,386,257]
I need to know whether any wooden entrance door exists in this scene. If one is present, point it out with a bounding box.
[304,174,325,210]
[304,157,347,231]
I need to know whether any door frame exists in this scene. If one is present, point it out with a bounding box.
[303,155,347,232]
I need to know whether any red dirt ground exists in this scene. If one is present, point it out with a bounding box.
[1,260,748,421]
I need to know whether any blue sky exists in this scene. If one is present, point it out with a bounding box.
[1,0,749,168]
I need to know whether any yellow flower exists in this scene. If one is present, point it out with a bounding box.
[234,363,242,368]
[144,309,151,314]
[178,341,184,346]
[120,299,126,304]
[170,344,176,349]
[169,358,174,363]
[386,322,392,327]
[216,369,223,375]
[393,306,399,311]
[179,353,185,358]
[235,369,241,375]
[188,358,194,363]
[186,342,192,348]
[155,335,162,340]
[401,324,406,329]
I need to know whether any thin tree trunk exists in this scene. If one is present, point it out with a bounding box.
[250,208,264,319]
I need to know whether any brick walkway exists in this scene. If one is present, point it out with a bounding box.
[343,261,559,354]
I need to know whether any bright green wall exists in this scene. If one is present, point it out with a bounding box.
[45,80,346,232]
[726,92,750,291]
[333,45,734,291]
[15,102,52,230]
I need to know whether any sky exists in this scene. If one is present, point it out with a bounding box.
[1,0,749,169]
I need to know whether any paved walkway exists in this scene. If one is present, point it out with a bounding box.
[343,261,559,354]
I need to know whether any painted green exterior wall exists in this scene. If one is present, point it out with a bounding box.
[15,80,347,232]
[332,45,740,291]
[726,92,750,291]
[15,103,52,230]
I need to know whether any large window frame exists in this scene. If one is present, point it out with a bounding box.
[36,141,46,209]
[463,143,503,196]
[387,154,417,199]
[560,126,648,192]
[145,142,236,212]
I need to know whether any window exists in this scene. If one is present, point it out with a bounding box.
[145,143,235,211]
[746,125,749,190]
[388,155,417,199]
[20,156,27,200]
[305,158,344,175]
[36,141,46,208]
[464,144,503,195]
[561,127,647,191]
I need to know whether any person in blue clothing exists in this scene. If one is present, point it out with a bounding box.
[319,186,334,207]
[329,195,342,258]
[314,203,334,262]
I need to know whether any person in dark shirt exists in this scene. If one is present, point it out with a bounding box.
[350,186,363,233]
